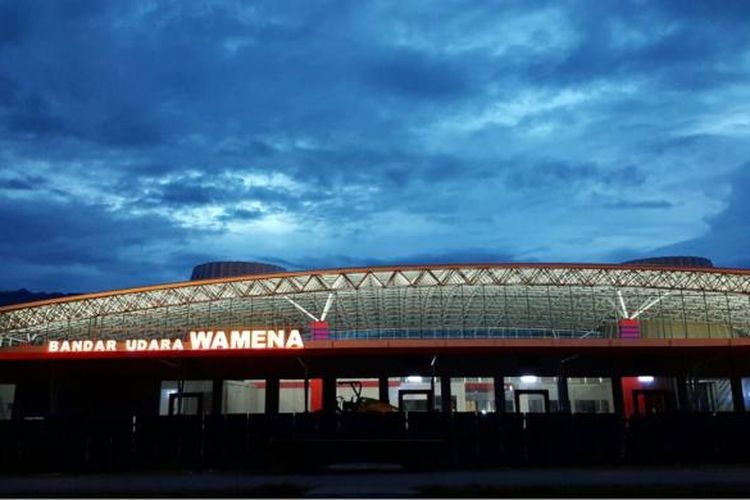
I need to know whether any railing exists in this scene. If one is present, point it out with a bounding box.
[322,328,604,341]
[1,412,749,473]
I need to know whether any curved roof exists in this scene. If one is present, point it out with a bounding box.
[190,261,287,281]
[2,263,750,346]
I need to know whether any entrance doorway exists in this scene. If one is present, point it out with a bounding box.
[514,390,550,413]
[690,379,733,412]
[633,389,669,415]
[168,392,204,416]
[398,389,434,412]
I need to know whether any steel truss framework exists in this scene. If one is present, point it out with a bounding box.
[2,264,750,347]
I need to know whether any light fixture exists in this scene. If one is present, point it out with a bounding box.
[406,375,423,383]
[520,375,538,384]
[637,376,654,383]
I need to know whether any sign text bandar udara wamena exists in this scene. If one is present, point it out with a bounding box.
[46,329,304,353]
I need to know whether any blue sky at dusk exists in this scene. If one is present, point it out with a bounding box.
[1,0,749,292]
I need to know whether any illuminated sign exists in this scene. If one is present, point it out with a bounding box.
[46,329,304,353]
[310,321,330,340]
[618,319,641,339]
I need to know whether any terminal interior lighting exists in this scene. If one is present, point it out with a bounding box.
[637,376,655,383]
[520,375,539,384]
[406,376,423,383]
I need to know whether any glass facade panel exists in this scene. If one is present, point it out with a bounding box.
[336,378,379,412]
[0,384,14,420]
[622,376,675,416]
[568,377,613,413]
[690,378,734,412]
[506,376,559,413]
[390,376,436,411]
[279,379,307,413]
[448,377,495,412]
[223,380,266,414]
[159,380,213,415]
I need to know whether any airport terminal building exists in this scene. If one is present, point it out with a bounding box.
[1,257,750,470]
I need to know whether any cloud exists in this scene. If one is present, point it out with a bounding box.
[0,194,199,291]
[96,109,164,147]
[0,174,44,191]
[0,0,32,48]
[651,165,750,267]
[362,49,473,99]
[6,94,66,136]
[602,200,673,210]
[505,161,645,190]
[271,248,521,271]
[0,0,749,292]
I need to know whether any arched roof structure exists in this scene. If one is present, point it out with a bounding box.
[2,263,750,347]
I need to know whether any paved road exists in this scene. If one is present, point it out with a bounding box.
[3,466,750,497]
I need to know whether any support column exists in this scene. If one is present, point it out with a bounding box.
[265,378,279,415]
[731,376,746,412]
[493,376,505,414]
[378,376,389,404]
[304,378,310,412]
[322,376,338,413]
[557,376,570,413]
[49,365,57,417]
[440,376,452,413]
[611,376,624,417]
[675,376,691,412]
[211,379,223,415]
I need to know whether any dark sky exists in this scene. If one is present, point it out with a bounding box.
[1,0,750,292]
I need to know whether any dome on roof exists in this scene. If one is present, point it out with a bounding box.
[190,261,287,280]
[621,256,714,268]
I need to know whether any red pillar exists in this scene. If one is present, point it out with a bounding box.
[310,379,323,412]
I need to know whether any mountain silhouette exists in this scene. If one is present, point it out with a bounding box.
[0,289,79,308]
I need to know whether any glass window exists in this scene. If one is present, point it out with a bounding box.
[568,377,614,414]
[279,379,307,413]
[449,377,495,413]
[223,380,266,414]
[277,379,324,413]
[391,376,436,412]
[506,376,559,413]
[159,380,213,415]
[0,384,14,420]
[336,378,379,412]
[691,378,734,412]
[623,376,674,416]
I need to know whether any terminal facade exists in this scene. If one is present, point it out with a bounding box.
[3,259,750,470]
[1,258,749,421]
